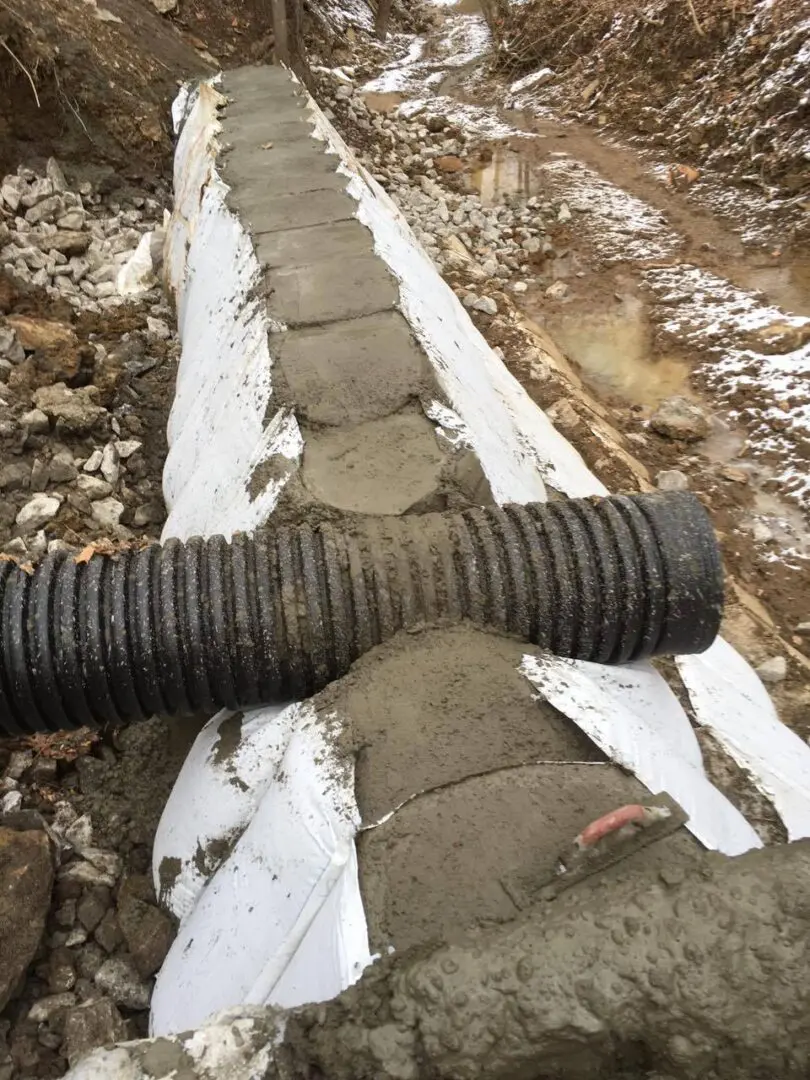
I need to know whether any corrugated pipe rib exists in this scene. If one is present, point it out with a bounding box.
[0,493,722,734]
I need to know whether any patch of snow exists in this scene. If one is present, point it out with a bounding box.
[644,265,810,509]
[510,67,555,94]
[539,156,679,262]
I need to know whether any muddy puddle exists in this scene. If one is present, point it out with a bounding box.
[471,145,533,203]
[539,296,690,407]
[737,259,810,319]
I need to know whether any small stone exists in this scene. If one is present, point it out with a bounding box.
[114,439,142,460]
[83,449,104,473]
[91,497,125,530]
[655,469,690,492]
[546,398,580,431]
[49,449,79,483]
[0,461,31,491]
[6,314,76,351]
[27,992,76,1024]
[752,520,774,543]
[94,910,122,954]
[21,408,50,434]
[25,194,65,225]
[720,465,749,484]
[649,396,709,443]
[512,281,528,294]
[16,493,62,532]
[522,236,541,254]
[146,316,170,340]
[795,622,810,637]
[77,891,108,933]
[33,383,107,435]
[63,999,127,1068]
[39,230,91,257]
[59,849,121,889]
[117,876,175,977]
[1,790,22,813]
[0,325,24,363]
[435,155,464,173]
[76,474,113,500]
[1,175,26,212]
[132,501,164,527]
[26,755,58,784]
[46,158,68,192]
[20,177,54,209]
[472,296,498,316]
[545,280,569,299]
[756,656,787,685]
[95,957,151,1011]
[0,827,54,1010]
[57,212,86,231]
[100,443,120,485]
[5,749,32,779]
[30,457,49,492]
[63,814,93,852]
[557,202,572,224]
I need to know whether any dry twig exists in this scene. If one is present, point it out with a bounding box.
[0,36,40,106]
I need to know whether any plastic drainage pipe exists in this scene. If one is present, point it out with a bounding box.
[0,492,722,735]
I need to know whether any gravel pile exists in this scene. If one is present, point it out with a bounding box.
[1,160,166,312]
[318,77,571,315]
[0,162,177,568]
[1,716,189,1077]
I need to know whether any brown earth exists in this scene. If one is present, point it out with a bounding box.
[489,0,810,238]
[0,0,210,177]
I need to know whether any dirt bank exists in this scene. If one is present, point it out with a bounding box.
[491,0,810,239]
[0,0,209,175]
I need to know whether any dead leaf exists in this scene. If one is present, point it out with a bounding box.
[74,537,146,565]
[665,163,700,190]
[26,728,99,762]
[0,554,34,574]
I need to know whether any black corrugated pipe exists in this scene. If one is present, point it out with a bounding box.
[0,492,723,734]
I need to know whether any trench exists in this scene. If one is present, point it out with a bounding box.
[358,0,810,685]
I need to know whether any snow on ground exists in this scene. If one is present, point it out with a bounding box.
[539,155,680,262]
[361,12,491,98]
[644,265,810,509]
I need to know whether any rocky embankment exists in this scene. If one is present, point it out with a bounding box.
[0,159,184,1079]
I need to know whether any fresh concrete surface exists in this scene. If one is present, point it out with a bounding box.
[219,65,454,512]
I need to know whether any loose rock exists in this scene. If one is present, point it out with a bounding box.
[16,492,62,531]
[756,656,787,684]
[655,469,690,492]
[649,395,709,442]
[94,957,152,1011]
[0,827,54,1010]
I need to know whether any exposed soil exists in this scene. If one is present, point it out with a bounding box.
[491,0,810,240]
[0,0,210,177]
